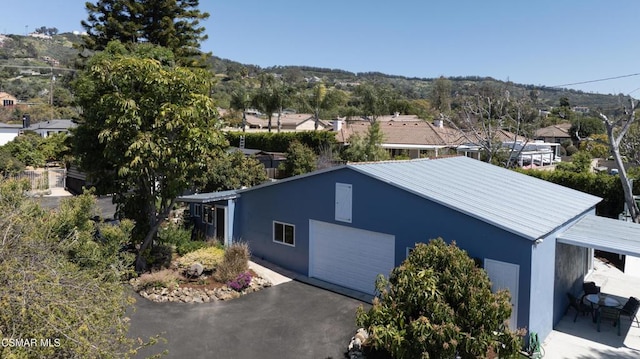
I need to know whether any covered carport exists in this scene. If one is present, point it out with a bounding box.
[552,214,640,328]
[558,215,640,258]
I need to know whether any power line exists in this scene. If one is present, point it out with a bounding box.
[551,72,640,88]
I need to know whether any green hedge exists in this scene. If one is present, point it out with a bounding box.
[518,169,639,218]
[225,131,337,153]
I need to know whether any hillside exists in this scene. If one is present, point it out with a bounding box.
[0,32,629,123]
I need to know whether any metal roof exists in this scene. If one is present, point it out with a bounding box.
[177,189,239,203]
[348,157,602,241]
[557,215,640,256]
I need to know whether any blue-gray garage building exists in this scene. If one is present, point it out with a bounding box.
[179,156,640,342]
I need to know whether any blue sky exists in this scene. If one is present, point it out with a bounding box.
[2,1,640,96]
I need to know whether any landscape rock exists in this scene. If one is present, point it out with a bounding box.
[133,273,271,303]
[348,328,369,359]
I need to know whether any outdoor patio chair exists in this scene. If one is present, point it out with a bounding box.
[597,306,621,336]
[583,281,601,295]
[619,296,640,327]
[567,293,593,322]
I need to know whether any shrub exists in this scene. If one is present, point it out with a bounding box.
[158,222,207,256]
[175,245,225,271]
[566,145,579,156]
[356,238,523,358]
[227,271,253,291]
[136,269,181,291]
[143,244,173,270]
[175,240,208,256]
[215,242,250,282]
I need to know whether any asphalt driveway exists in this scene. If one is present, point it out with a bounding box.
[128,280,369,359]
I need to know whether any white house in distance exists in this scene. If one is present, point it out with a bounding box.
[0,119,76,145]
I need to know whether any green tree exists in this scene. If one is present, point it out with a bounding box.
[230,86,253,132]
[2,131,45,167]
[280,140,317,177]
[38,132,71,162]
[197,150,268,192]
[252,74,280,132]
[579,134,610,159]
[430,76,452,113]
[599,100,640,222]
[297,83,348,129]
[621,121,640,166]
[556,151,592,173]
[72,41,227,271]
[357,238,522,359]
[342,121,389,162]
[0,180,159,358]
[0,149,25,175]
[353,83,395,122]
[570,116,605,141]
[82,0,210,66]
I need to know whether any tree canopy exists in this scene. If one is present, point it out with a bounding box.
[357,238,522,359]
[342,121,389,162]
[72,41,226,270]
[0,180,159,358]
[81,0,210,66]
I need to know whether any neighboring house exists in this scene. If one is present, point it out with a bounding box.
[179,156,640,343]
[335,119,464,158]
[0,123,23,146]
[535,123,572,144]
[0,92,18,107]
[244,113,330,131]
[28,119,76,138]
[0,119,76,146]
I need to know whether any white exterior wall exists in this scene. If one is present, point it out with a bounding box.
[0,128,20,146]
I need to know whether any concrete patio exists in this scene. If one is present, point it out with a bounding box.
[542,258,640,359]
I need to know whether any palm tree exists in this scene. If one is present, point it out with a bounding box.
[252,74,279,132]
[230,87,252,132]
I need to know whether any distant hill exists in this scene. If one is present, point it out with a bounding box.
[0,33,629,115]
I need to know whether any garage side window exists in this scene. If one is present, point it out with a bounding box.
[335,183,352,223]
[194,204,201,217]
[273,221,295,246]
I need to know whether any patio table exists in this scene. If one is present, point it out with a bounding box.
[585,294,621,324]
[585,293,620,308]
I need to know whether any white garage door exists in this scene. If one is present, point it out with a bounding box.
[309,220,395,295]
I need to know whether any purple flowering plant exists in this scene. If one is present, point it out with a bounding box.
[228,271,252,291]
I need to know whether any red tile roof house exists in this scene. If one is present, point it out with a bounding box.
[535,123,572,144]
[335,119,465,159]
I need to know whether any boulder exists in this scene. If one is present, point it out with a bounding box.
[186,262,204,277]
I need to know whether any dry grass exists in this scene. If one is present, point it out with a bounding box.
[136,269,182,291]
[215,242,251,283]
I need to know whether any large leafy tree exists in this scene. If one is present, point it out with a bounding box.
[82,0,210,66]
[72,41,226,270]
[280,140,317,177]
[0,180,158,358]
[357,238,523,359]
[196,150,268,192]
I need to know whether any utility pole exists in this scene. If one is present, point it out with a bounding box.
[50,66,54,121]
